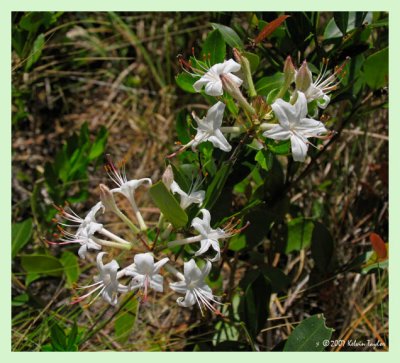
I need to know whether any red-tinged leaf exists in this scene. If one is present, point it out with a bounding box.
[254,15,290,44]
[369,232,387,260]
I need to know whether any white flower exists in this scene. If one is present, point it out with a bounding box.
[72,252,128,306]
[295,59,347,109]
[170,180,205,210]
[105,156,152,231]
[192,101,232,152]
[125,253,169,302]
[169,259,222,315]
[193,59,242,96]
[191,209,232,262]
[50,202,104,259]
[263,92,327,162]
[49,202,132,259]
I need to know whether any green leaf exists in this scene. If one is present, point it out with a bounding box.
[284,314,334,351]
[88,126,108,160]
[20,254,64,277]
[324,12,373,39]
[12,218,33,258]
[238,270,271,338]
[267,139,291,155]
[25,33,45,71]
[149,181,188,228]
[255,149,273,171]
[255,73,284,96]
[286,218,314,253]
[363,47,388,90]
[175,72,198,93]
[228,234,246,252]
[114,293,139,343]
[203,162,232,211]
[60,251,80,287]
[50,323,67,351]
[211,23,244,49]
[12,293,29,307]
[311,222,335,272]
[333,12,349,35]
[242,51,260,74]
[201,29,226,65]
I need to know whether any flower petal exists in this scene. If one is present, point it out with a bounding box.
[297,118,327,137]
[222,59,241,74]
[134,253,154,274]
[150,274,164,292]
[208,129,232,152]
[263,125,291,140]
[271,99,292,129]
[290,134,308,162]
[177,290,196,307]
[207,101,225,129]
[204,80,223,96]
[153,257,169,274]
[294,92,308,119]
[169,280,188,294]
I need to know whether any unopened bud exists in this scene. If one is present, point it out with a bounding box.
[99,184,118,213]
[221,74,256,115]
[295,60,313,92]
[283,55,295,86]
[233,48,256,98]
[162,165,174,190]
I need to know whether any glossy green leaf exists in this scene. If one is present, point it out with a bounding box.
[203,162,232,210]
[333,12,349,35]
[242,51,260,74]
[255,149,273,171]
[25,33,45,71]
[60,251,80,287]
[12,218,33,258]
[21,254,64,277]
[114,293,139,343]
[286,218,314,253]
[88,126,108,160]
[175,72,197,93]
[239,270,271,338]
[267,139,291,156]
[284,314,334,351]
[255,73,284,96]
[149,181,188,227]
[363,47,388,90]
[201,29,226,65]
[211,23,244,49]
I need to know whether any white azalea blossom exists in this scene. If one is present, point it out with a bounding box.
[49,202,132,259]
[73,252,128,306]
[170,259,222,314]
[193,59,243,96]
[263,92,327,162]
[105,157,152,231]
[295,59,347,109]
[167,209,241,262]
[170,180,205,210]
[125,253,169,302]
[191,209,231,262]
[191,101,232,152]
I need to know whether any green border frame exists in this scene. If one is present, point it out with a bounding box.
[3,1,396,361]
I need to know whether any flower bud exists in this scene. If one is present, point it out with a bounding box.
[283,55,295,87]
[99,183,119,213]
[162,165,174,190]
[295,60,313,92]
[233,48,256,97]
[221,74,256,115]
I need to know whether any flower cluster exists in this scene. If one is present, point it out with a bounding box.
[173,51,347,162]
[50,43,346,317]
[49,157,241,314]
